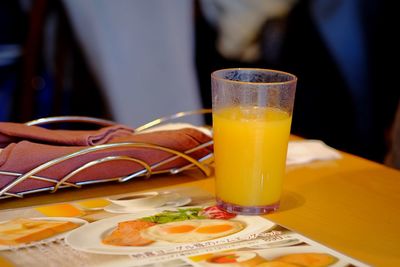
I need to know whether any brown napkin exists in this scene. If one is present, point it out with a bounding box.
[0,125,212,195]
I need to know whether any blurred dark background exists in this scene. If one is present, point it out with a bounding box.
[0,0,110,122]
[0,0,398,166]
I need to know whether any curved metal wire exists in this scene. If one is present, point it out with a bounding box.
[135,109,211,132]
[51,156,152,193]
[25,116,118,127]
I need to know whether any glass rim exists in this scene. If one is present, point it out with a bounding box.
[211,68,297,86]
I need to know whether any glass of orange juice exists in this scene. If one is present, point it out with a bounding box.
[211,68,297,215]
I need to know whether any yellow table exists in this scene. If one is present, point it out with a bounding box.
[1,150,400,266]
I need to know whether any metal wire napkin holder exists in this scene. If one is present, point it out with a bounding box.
[0,109,213,199]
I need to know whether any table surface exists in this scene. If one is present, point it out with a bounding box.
[1,148,400,267]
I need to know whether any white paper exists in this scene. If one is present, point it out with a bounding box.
[287,140,342,165]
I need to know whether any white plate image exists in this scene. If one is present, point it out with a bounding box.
[252,245,353,267]
[199,246,350,267]
[65,209,275,255]
[0,217,88,251]
[104,196,192,214]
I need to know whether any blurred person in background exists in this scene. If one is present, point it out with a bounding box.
[196,0,399,164]
[195,0,297,116]
[62,0,203,126]
[0,0,203,127]
[276,0,398,164]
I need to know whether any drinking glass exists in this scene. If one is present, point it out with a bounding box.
[211,68,297,215]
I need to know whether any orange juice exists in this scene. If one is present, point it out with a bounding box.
[213,106,292,208]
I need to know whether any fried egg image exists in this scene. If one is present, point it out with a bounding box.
[142,219,244,243]
[204,251,267,267]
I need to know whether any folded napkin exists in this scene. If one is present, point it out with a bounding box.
[0,123,212,195]
[0,122,134,147]
[286,140,342,165]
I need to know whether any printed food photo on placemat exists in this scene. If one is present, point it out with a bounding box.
[65,205,275,255]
